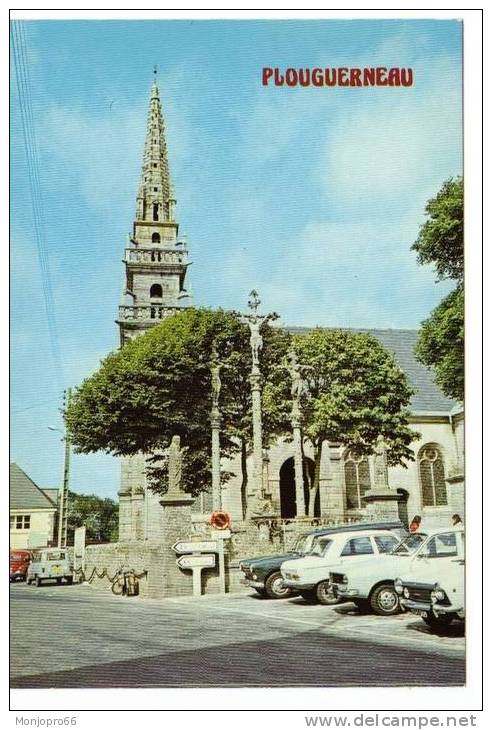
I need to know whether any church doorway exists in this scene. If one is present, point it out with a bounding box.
[279,456,319,519]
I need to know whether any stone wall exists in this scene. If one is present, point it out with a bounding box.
[82,540,247,599]
[83,512,396,600]
[83,541,192,599]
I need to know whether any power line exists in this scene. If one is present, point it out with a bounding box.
[10,20,64,395]
[11,398,62,415]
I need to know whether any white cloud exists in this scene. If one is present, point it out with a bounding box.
[318,55,462,216]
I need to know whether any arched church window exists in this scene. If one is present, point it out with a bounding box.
[150,284,163,299]
[152,232,160,244]
[344,450,371,509]
[153,203,159,221]
[419,444,447,506]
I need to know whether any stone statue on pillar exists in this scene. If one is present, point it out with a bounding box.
[362,434,400,521]
[374,435,389,489]
[209,342,222,511]
[288,350,306,517]
[210,343,222,410]
[242,290,276,371]
[241,290,276,518]
[168,435,185,496]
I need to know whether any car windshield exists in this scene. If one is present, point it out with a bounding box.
[10,553,27,561]
[47,551,66,561]
[391,533,427,555]
[309,537,333,557]
[416,531,460,558]
[292,535,315,554]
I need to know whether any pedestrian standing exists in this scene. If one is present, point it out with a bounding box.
[409,515,422,533]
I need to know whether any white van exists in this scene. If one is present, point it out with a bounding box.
[27,548,74,587]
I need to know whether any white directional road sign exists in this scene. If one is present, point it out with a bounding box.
[173,540,219,554]
[176,554,216,569]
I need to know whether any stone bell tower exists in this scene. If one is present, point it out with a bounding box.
[117,74,191,540]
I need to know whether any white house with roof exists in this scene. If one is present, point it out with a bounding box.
[10,464,58,549]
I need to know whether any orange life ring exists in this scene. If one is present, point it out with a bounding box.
[210,510,231,530]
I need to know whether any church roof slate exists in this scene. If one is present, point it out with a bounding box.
[10,463,57,511]
[286,326,458,414]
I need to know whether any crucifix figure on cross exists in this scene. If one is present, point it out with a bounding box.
[241,290,277,371]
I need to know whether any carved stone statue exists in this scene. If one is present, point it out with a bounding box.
[289,351,303,402]
[249,320,264,367]
[241,290,275,372]
[374,434,389,489]
[210,343,222,409]
[168,435,183,494]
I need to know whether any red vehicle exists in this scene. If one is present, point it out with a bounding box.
[10,550,31,582]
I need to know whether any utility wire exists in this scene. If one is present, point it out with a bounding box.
[10,20,64,397]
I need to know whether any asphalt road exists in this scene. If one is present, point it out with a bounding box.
[10,583,465,688]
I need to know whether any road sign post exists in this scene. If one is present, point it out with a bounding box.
[175,553,216,597]
[173,540,219,554]
[173,532,230,596]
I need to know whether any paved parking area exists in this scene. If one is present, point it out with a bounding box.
[10,583,465,688]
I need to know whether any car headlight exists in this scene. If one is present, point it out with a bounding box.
[395,578,403,595]
[431,586,446,603]
[403,587,410,598]
[252,573,258,581]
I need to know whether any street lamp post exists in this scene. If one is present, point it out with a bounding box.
[49,387,72,548]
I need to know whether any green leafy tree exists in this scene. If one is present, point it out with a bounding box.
[268,329,416,517]
[415,287,464,402]
[412,177,464,401]
[411,177,463,283]
[67,491,118,544]
[65,308,291,517]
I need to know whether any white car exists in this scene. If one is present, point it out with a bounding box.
[330,527,464,616]
[395,535,465,630]
[280,528,402,604]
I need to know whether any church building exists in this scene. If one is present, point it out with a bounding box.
[116,79,464,541]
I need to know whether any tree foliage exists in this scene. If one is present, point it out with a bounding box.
[412,177,464,402]
[67,491,118,544]
[267,329,417,516]
[66,308,291,507]
[411,177,463,283]
[415,287,464,402]
[66,310,416,519]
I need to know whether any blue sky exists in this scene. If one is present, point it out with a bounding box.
[10,19,462,498]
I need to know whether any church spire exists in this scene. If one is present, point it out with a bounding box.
[136,70,172,223]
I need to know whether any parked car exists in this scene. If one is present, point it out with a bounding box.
[10,550,31,582]
[281,528,402,604]
[240,521,406,600]
[330,527,464,616]
[395,531,465,630]
[27,548,74,587]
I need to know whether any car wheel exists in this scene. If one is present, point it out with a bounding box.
[264,571,293,599]
[315,581,340,606]
[56,578,62,585]
[369,583,401,616]
[423,613,454,629]
[35,575,42,587]
[66,576,73,585]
